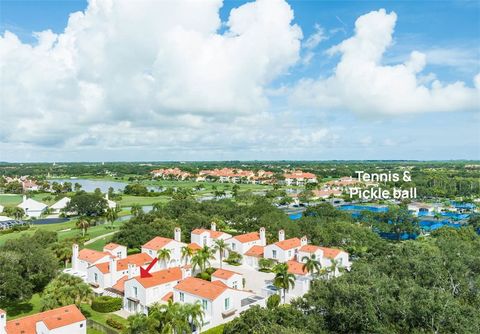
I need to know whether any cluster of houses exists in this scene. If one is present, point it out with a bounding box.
[62,224,350,331]
[2,176,40,192]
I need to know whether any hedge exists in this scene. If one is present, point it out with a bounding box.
[106,317,124,330]
[91,296,123,313]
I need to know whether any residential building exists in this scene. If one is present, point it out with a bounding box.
[123,267,186,314]
[211,269,243,289]
[190,222,232,261]
[50,197,71,214]
[283,171,317,186]
[227,227,266,260]
[2,305,86,334]
[264,231,308,263]
[151,168,191,180]
[141,228,185,268]
[173,277,253,331]
[17,196,47,218]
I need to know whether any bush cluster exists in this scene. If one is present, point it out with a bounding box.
[106,317,124,330]
[91,296,123,313]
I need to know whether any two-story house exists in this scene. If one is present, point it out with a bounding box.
[141,228,185,268]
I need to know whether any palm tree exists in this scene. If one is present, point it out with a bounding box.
[258,258,274,271]
[105,207,118,228]
[52,242,73,268]
[182,301,204,332]
[181,246,194,266]
[302,254,321,277]
[273,263,295,304]
[213,239,230,268]
[76,217,90,237]
[158,248,172,268]
[327,258,344,278]
[191,246,215,273]
[124,313,157,334]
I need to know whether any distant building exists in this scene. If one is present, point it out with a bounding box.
[283,171,317,186]
[50,197,71,214]
[17,196,47,218]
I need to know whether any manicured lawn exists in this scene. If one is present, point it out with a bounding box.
[203,324,225,334]
[86,234,115,251]
[0,193,58,207]
[80,304,128,329]
[0,293,43,319]
[87,328,104,334]
[118,195,170,207]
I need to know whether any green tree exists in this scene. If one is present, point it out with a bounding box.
[76,217,91,237]
[41,274,93,310]
[105,207,119,227]
[266,294,281,309]
[258,258,275,271]
[66,192,107,217]
[157,248,172,268]
[302,254,321,277]
[273,263,295,304]
[181,246,195,267]
[213,239,230,268]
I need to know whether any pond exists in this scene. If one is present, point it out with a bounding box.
[48,178,163,193]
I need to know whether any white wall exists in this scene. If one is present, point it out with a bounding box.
[36,320,87,334]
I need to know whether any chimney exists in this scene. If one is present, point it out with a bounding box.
[128,264,136,279]
[211,222,217,231]
[278,229,285,242]
[174,227,181,242]
[72,244,79,271]
[301,236,308,246]
[0,309,6,334]
[109,256,117,274]
[259,227,266,246]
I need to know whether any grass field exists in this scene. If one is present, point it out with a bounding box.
[118,195,170,206]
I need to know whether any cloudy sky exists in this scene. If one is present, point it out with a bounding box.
[1,0,479,162]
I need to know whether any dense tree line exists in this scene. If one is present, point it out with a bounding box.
[224,227,480,334]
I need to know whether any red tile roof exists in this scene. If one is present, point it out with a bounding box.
[103,243,122,250]
[299,245,321,253]
[78,249,110,263]
[286,260,308,276]
[6,305,85,334]
[318,247,344,259]
[188,242,202,251]
[134,267,182,288]
[232,232,260,243]
[244,245,264,257]
[274,238,301,250]
[112,275,128,293]
[142,236,174,250]
[191,228,227,239]
[161,292,173,301]
[95,253,153,274]
[174,277,227,301]
[212,269,240,280]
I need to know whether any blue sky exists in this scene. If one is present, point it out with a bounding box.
[1,0,479,162]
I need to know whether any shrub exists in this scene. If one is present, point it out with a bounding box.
[267,294,281,309]
[91,296,123,313]
[106,317,124,330]
[196,271,211,281]
[226,251,242,265]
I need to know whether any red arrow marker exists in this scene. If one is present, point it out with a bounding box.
[140,257,158,278]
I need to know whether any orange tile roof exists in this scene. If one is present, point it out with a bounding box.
[287,260,308,276]
[142,236,174,250]
[318,247,344,259]
[134,267,182,288]
[112,275,128,293]
[95,253,153,274]
[299,245,321,253]
[162,292,173,301]
[274,238,301,250]
[244,245,264,257]
[212,269,240,280]
[174,277,227,301]
[232,232,260,243]
[104,243,122,250]
[188,242,202,251]
[78,248,110,263]
[191,228,226,239]
[6,305,85,334]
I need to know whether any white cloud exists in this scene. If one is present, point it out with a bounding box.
[0,0,302,149]
[302,23,327,65]
[290,9,480,115]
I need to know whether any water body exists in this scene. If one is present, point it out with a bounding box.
[49,178,163,193]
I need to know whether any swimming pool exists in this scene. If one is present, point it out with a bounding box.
[339,205,389,213]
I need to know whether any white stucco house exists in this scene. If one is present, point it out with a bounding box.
[190,222,232,262]
[227,227,267,262]
[2,305,86,334]
[141,229,185,268]
[17,196,47,218]
[211,269,243,289]
[264,230,308,263]
[50,197,71,214]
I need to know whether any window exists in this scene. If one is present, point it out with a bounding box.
[94,273,98,283]
[203,236,207,246]
[80,324,84,328]
[231,243,236,251]
[232,281,238,289]
[202,300,208,310]
[179,292,184,302]
[272,250,277,259]
[288,250,291,258]
[133,286,138,297]
[224,297,230,310]
[117,251,122,257]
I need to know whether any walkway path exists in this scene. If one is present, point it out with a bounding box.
[84,230,118,245]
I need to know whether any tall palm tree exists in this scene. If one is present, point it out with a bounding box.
[76,217,90,237]
[327,258,344,278]
[273,263,295,304]
[302,254,321,277]
[182,301,204,332]
[181,246,194,266]
[52,242,72,268]
[158,248,172,268]
[105,207,118,228]
[213,239,230,268]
